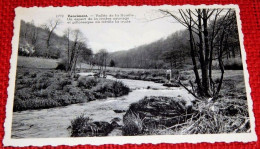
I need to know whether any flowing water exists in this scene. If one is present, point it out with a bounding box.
[11,74,194,138]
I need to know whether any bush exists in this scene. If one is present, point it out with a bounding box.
[41,71,54,77]
[112,81,130,97]
[13,97,60,111]
[70,114,92,137]
[122,110,144,136]
[56,59,67,71]
[35,77,51,90]
[70,114,115,137]
[77,77,98,89]
[91,80,130,98]
[122,96,195,136]
[15,88,34,100]
[73,74,80,80]
[224,58,243,70]
[30,73,37,78]
[179,98,250,134]
[58,78,71,89]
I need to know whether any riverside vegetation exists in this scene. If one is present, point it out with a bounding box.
[14,66,130,111]
[69,67,250,136]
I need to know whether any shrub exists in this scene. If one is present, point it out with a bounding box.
[34,90,49,98]
[123,96,196,135]
[70,114,92,137]
[77,76,98,89]
[224,58,243,70]
[122,110,144,136]
[58,78,71,89]
[91,80,130,98]
[70,115,115,137]
[13,97,60,111]
[30,73,37,78]
[23,71,30,76]
[55,94,71,106]
[112,81,130,97]
[35,77,51,90]
[41,71,54,77]
[56,59,67,71]
[179,98,250,134]
[73,74,80,80]
[15,88,34,100]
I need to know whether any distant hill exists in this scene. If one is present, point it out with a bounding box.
[108,30,192,69]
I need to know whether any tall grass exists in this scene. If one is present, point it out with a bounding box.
[70,114,92,137]
[122,110,144,136]
[70,114,116,137]
[178,98,250,134]
[122,95,250,136]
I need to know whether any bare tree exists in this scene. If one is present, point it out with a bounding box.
[95,49,108,78]
[43,19,62,58]
[63,29,87,75]
[20,20,29,39]
[160,8,236,100]
[26,20,39,51]
[64,28,71,71]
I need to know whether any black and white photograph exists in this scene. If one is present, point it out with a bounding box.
[3,5,257,146]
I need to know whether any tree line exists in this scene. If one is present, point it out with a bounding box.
[19,19,94,75]
[108,31,191,69]
[19,20,64,59]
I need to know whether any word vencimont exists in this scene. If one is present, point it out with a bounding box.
[68,14,88,17]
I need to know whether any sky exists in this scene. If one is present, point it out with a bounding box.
[17,6,187,53]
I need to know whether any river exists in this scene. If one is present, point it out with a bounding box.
[11,74,194,138]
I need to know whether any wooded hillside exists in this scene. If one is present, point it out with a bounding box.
[19,20,67,59]
[108,30,191,69]
[108,10,242,71]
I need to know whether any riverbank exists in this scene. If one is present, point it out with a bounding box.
[12,76,192,138]
[14,67,130,111]
[122,96,249,135]
[107,69,169,83]
[119,69,250,135]
[69,69,250,136]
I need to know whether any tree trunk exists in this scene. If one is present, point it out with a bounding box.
[202,9,211,97]
[197,9,209,97]
[67,33,70,72]
[188,24,203,96]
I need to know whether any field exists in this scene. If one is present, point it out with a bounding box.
[17,56,58,69]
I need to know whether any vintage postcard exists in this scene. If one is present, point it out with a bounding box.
[3,5,257,146]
